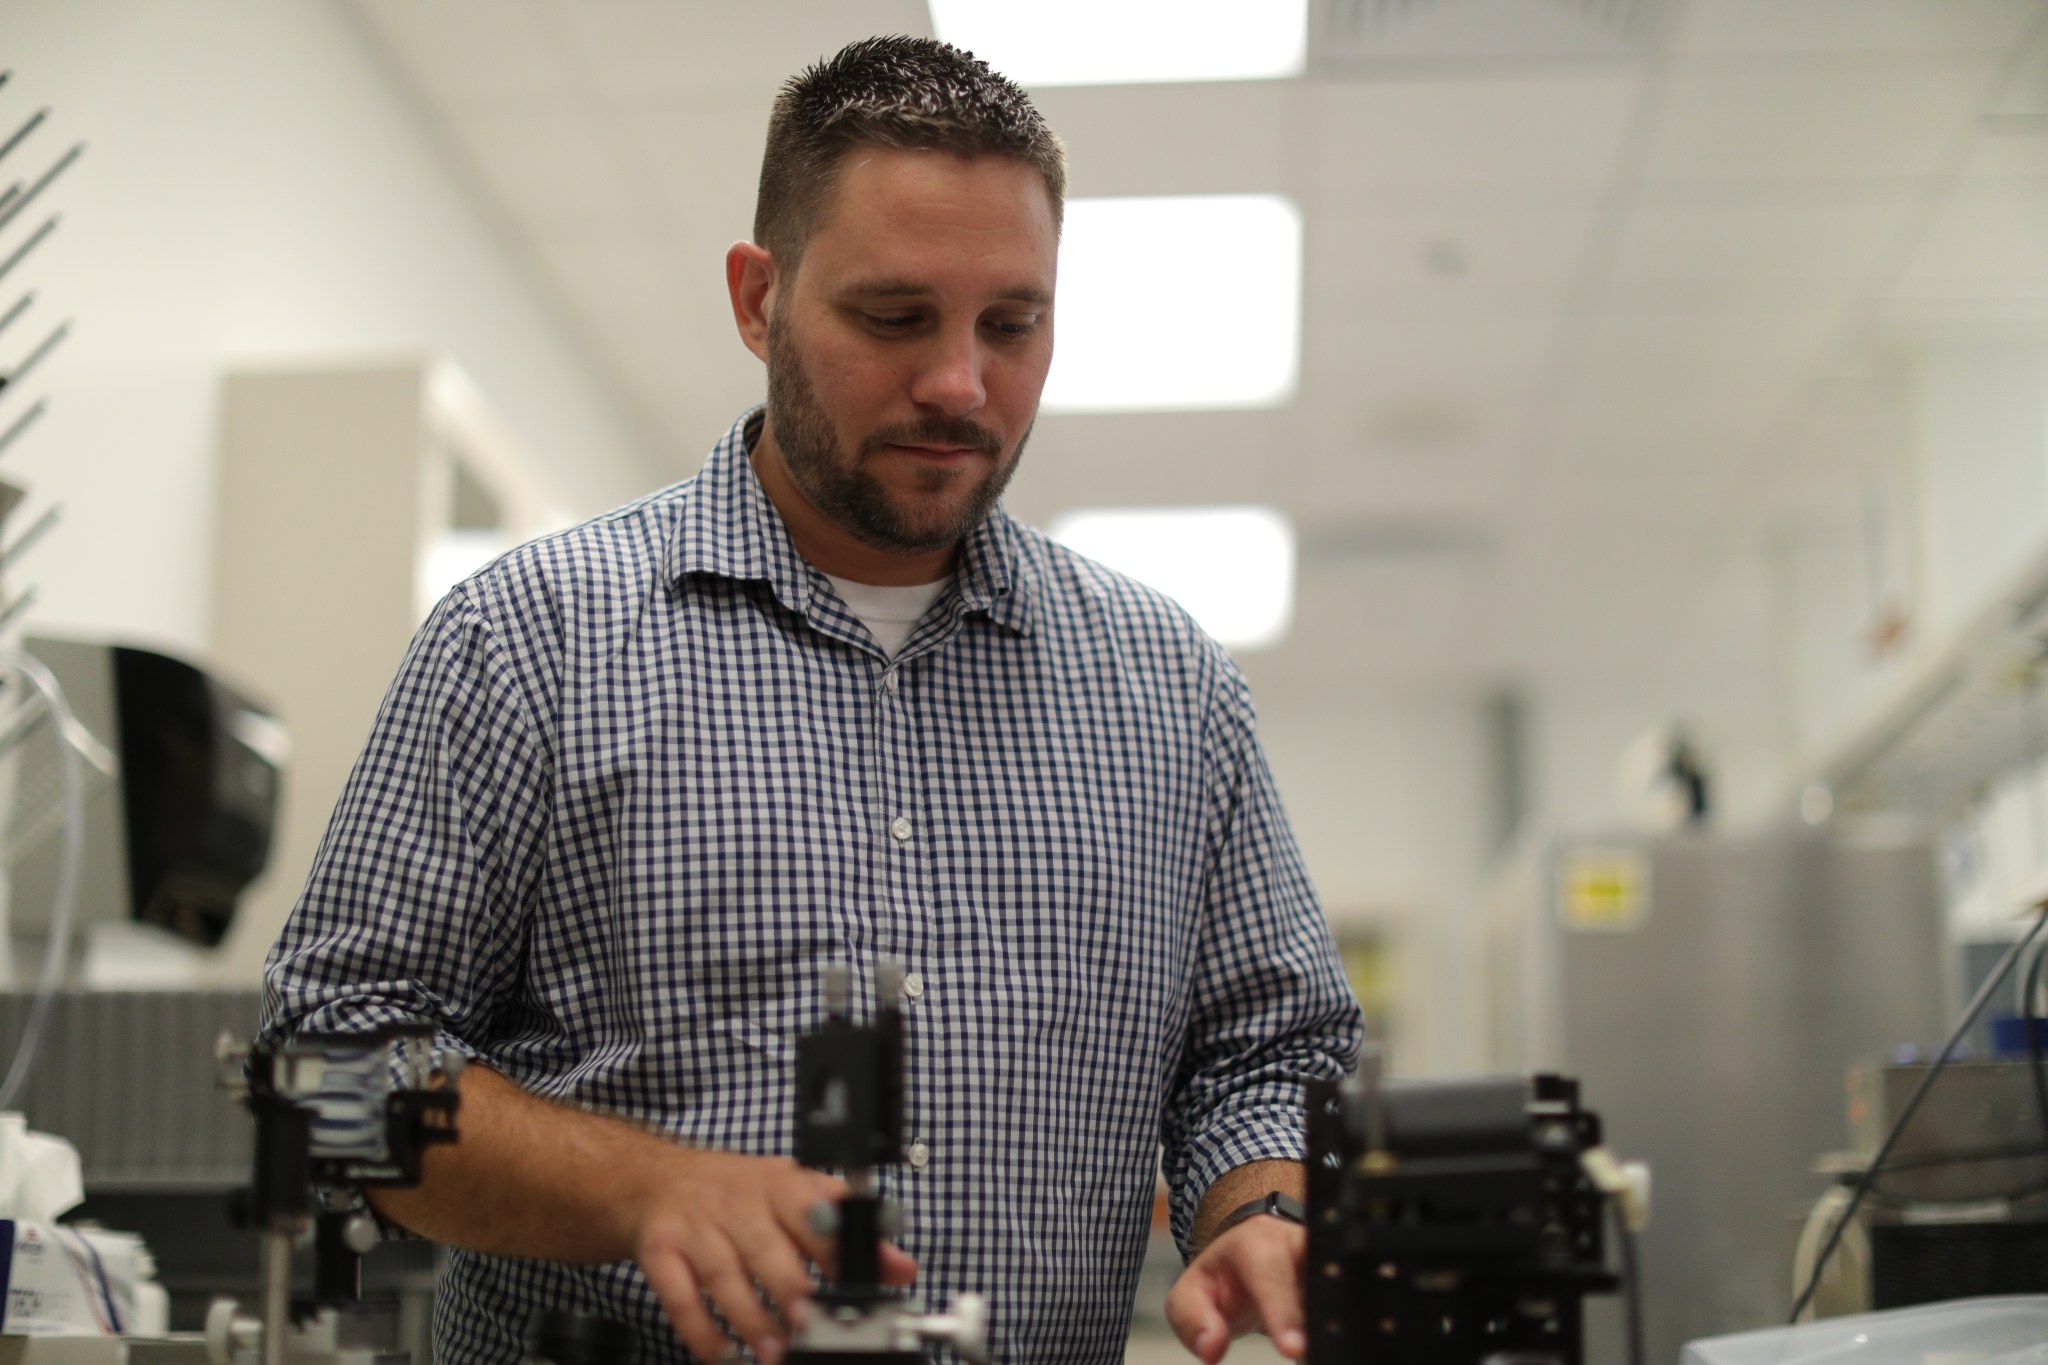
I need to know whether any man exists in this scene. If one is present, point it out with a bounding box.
[265,35,1361,1365]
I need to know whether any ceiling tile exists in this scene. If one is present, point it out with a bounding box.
[1284,425,1520,522]
[1955,122,2048,178]
[440,103,654,229]
[1028,83,1302,198]
[614,100,777,238]
[342,1,2048,704]
[1888,180,2048,303]
[1673,0,2043,57]
[1007,409,1298,522]
[1307,73,1644,191]
[349,0,575,103]
[1302,314,1559,389]
[1542,385,1779,471]
[531,234,692,324]
[549,1,932,99]
[1761,422,1913,525]
[1599,193,1921,311]
[1573,307,1842,390]
[1310,201,1599,316]
[1278,553,1487,683]
[1644,65,1997,182]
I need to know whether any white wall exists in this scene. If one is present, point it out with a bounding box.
[3,0,663,657]
[1253,687,1494,1074]
[0,0,667,982]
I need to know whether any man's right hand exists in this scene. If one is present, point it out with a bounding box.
[368,1064,917,1365]
[633,1148,917,1365]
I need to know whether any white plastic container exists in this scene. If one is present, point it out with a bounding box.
[1681,1296,2048,1365]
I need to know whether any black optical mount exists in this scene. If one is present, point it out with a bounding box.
[1305,1066,1626,1365]
[786,962,986,1365]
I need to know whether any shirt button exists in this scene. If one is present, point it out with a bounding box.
[907,1139,930,1170]
[901,971,925,1002]
[883,670,899,693]
[890,816,913,842]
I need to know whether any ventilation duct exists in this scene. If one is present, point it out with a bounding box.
[1310,0,1673,71]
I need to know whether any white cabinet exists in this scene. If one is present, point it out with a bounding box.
[210,361,563,978]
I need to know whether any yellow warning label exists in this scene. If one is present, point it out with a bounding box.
[1559,850,1649,932]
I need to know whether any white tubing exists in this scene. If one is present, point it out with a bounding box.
[0,649,86,1110]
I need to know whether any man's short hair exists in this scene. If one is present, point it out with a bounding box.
[755,35,1067,272]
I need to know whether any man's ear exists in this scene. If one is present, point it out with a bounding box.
[726,241,777,363]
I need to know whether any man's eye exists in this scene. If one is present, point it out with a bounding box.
[986,317,1039,339]
[866,313,920,331]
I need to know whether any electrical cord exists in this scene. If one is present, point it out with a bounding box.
[1580,1147,1647,1365]
[1790,1184,1869,1321]
[1608,1196,1644,1365]
[0,649,86,1111]
[1788,904,2048,1323]
[2025,938,2048,1145]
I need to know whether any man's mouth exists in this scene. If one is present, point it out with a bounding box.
[867,422,1004,464]
[886,442,981,460]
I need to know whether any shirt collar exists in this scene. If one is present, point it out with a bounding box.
[666,407,1033,637]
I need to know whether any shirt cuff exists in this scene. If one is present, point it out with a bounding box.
[1169,1086,1310,1259]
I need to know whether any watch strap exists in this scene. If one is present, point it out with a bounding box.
[1212,1190,1307,1241]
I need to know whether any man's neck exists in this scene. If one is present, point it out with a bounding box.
[746,419,961,587]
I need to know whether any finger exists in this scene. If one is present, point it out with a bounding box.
[879,1241,920,1287]
[730,1220,820,1331]
[641,1250,731,1365]
[695,1237,791,1365]
[1232,1230,1306,1359]
[1164,1271,1231,1365]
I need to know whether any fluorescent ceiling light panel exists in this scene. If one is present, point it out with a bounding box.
[929,0,1306,86]
[1050,506,1295,650]
[1044,194,1301,413]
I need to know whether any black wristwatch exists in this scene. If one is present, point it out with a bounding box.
[1212,1190,1307,1240]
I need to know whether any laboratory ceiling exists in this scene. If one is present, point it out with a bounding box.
[343,0,2048,707]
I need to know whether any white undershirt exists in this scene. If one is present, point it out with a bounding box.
[824,573,952,659]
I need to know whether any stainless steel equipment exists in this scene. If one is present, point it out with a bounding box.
[1484,829,1947,1361]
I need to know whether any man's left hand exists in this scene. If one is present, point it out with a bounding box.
[1164,1213,1308,1364]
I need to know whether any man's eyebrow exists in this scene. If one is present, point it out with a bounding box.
[839,278,1052,306]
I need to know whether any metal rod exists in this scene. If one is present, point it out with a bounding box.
[0,505,58,572]
[0,588,36,637]
[0,110,46,170]
[0,184,20,219]
[0,294,27,341]
[0,143,84,238]
[0,217,57,285]
[0,398,44,457]
[0,320,68,395]
[261,1227,293,1365]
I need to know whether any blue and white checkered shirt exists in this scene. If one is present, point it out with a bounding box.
[263,410,1363,1365]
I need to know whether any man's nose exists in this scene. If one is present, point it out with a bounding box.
[909,327,987,416]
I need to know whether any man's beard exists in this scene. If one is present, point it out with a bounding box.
[765,313,1029,556]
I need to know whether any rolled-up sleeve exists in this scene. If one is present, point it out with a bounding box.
[261,581,553,1072]
[1159,666,1364,1258]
